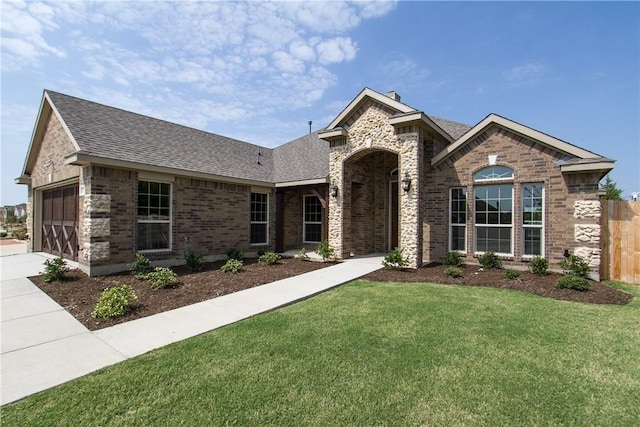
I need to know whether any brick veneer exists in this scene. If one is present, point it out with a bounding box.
[424,125,602,268]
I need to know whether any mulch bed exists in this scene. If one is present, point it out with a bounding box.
[363,264,634,306]
[31,258,331,331]
[31,260,634,332]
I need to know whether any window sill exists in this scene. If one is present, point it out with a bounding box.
[138,249,172,255]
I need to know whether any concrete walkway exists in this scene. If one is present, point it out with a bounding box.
[1,249,383,405]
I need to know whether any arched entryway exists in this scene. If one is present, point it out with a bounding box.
[342,149,399,257]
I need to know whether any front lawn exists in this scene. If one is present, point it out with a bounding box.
[3,280,639,425]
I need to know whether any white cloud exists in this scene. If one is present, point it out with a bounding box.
[502,63,546,87]
[316,37,358,64]
[0,0,65,68]
[1,0,396,142]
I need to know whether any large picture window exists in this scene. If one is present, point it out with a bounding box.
[474,183,513,255]
[250,192,268,245]
[449,187,467,251]
[303,195,322,243]
[137,180,171,251]
[522,183,544,256]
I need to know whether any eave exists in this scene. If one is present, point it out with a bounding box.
[65,153,275,188]
[388,112,455,144]
[432,114,604,167]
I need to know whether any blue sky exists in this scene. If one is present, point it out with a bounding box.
[1,0,638,205]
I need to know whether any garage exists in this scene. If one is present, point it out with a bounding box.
[41,184,79,261]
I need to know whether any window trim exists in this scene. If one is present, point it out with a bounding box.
[303,194,322,244]
[473,184,514,256]
[250,192,269,246]
[521,183,545,258]
[137,180,172,253]
[449,187,467,253]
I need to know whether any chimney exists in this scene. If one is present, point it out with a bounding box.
[386,91,401,102]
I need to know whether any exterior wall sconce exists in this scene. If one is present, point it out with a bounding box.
[330,183,338,198]
[401,173,411,192]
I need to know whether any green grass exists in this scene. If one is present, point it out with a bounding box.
[3,280,639,426]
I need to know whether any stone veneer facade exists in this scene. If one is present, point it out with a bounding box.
[326,101,604,272]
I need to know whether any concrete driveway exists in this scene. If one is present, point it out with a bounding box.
[1,249,126,405]
[1,244,383,406]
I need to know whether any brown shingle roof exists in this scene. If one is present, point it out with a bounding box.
[47,91,275,183]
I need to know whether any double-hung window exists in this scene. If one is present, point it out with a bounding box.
[522,183,544,256]
[250,193,268,245]
[303,195,322,243]
[137,180,171,251]
[449,188,467,251]
[473,167,514,255]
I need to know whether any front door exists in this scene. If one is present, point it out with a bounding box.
[389,181,399,250]
[42,184,79,260]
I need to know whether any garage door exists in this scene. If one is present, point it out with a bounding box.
[42,184,79,261]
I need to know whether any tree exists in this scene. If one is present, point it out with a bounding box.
[599,175,623,200]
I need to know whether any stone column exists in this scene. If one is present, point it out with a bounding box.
[399,131,422,268]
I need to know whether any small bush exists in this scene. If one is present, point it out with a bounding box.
[557,274,590,291]
[295,248,310,261]
[130,252,152,277]
[221,258,243,273]
[227,247,244,261]
[382,247,409,269]
[560,254,591,278]
[502,269,521,280]
[147,267,178,289]
[91,285,138,319]
[315,240,335,261]
[42,257,69,282]
[256,248,267,257]
[444,266,462,278]
[529,256,549,275]
[12,225,27,240]
[258,251,281,265]
[444,251,463,267]
[0,231,7,238]
[478,252,502,269]
[184,247,203,272]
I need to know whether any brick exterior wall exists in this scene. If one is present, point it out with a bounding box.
[279,186,328,251]
[26,112,81,255]
[82,171,277,275]
[424,125,602,268]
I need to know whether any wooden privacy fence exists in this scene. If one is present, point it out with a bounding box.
[600,200,639,284]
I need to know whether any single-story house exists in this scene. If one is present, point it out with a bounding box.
[17,88,614,276]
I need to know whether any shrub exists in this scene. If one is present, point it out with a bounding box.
[444,266,462,278]
[147,267,178,289]
[382,247,409,269]
[258,251,281,265]
[256,248,267,257]
[478,252,502,269]
[130,252,152,278]
[226,247,244,261]
[42,257,69,282]
[12,225,27,240]
[184,247,203,272]
[557,274,590,291]
[444,251,463,267]
[91,285,138,319]
[502,269,521,280]
[221,258,243,273]
[528,256,549,275]
[295,248,310,261]
[560,254,591,278]
[0,231,7,238]
[315,240,335,261]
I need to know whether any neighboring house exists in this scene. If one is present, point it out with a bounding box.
[17,88,613,276]
[0,204,27,229]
